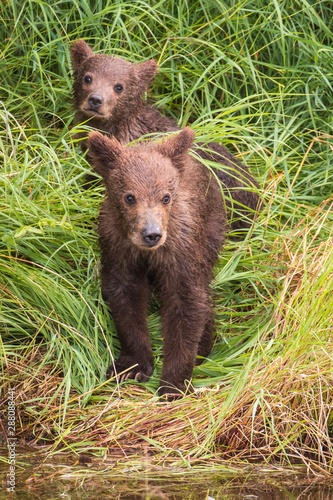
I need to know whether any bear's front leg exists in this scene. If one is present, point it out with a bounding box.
[102,269,154,383]
[158,279,211,401]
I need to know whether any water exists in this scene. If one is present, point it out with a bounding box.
[0,447,332,499]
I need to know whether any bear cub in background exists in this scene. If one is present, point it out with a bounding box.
[71,39,260,233]
[88,128,227,400]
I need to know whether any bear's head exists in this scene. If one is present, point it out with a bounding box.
[88,128,195,251]
[71,40,158,122]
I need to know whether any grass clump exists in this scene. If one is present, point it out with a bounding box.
[1,0,333,476]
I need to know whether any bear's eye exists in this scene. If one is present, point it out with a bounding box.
[84,75,92,84]
[124,194,135,204]
[162,194,171,205]
[114,84,123,93]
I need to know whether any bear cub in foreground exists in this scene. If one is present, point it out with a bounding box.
[72,39,260,233]
[88,128,227,400]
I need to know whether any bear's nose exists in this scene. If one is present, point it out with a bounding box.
[142,225,162,247]
[88,94,103,109]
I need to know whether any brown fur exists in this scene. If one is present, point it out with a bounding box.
[88,128,227,400]
[71,40,260,233]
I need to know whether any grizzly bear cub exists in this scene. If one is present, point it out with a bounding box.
[71,39,260,233]
[87,127,227,400]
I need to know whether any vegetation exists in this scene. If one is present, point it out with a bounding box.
[1,0,332,478]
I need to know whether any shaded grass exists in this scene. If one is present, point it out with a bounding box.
[1,0,333,476]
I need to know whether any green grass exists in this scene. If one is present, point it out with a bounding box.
[1,0,333,476]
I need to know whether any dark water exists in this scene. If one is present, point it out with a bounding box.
[0,447,332,499]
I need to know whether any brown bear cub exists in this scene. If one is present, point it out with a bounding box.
[87,128,227,400]
[71,40,260,233]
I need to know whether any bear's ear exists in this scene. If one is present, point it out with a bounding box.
[157,128,195,171]
[71,40,94,72]
[136,59,158,87]
[87,131,122,178]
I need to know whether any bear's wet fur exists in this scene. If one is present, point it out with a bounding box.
[71,39,260,233]
[88,128,227,400]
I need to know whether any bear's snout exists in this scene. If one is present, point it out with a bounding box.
[129,210,166,250]
[88,94,103,109]
[142,223,162,247]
